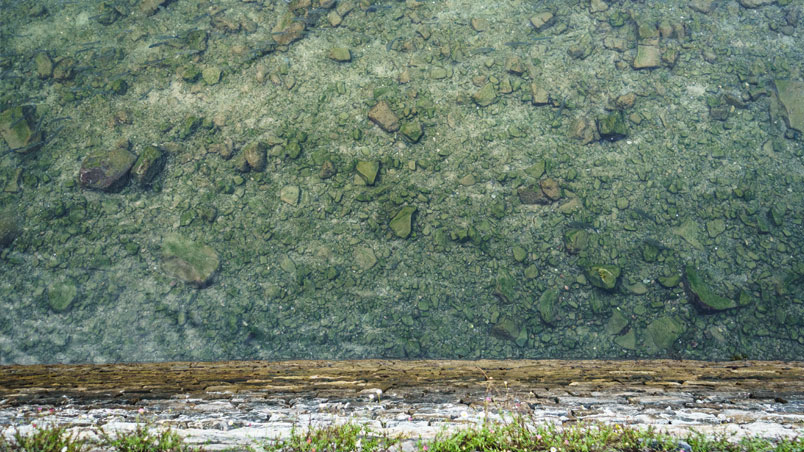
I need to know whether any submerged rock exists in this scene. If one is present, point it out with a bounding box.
[597,111,627,141]
[472,83,497,107]
[646,316,684,350]
[0,212,19,248]
[389,206,416,239]
[356,161,379,185]
[78,142,137,191]
[47,279,77,312]
[537,288,559,325]
[0,106,43,153]
[683,265,736,312]
[368,101,399,132]
[161,235,220,287]
[774,80,804,133]
[131,145,164,185]
[586,265,621,290]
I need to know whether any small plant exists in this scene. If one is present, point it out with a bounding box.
[265,422,400,452]
[0,423,85,452]
[99,423,196,452]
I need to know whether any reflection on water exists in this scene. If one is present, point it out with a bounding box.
[0,0,803,364]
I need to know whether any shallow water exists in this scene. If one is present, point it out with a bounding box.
[0,0,802,364]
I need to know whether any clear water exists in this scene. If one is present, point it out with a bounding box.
[0,0,803,364]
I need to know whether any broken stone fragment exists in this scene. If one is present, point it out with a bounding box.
[529,12,554,31]
[632,45,660,69]
[774,80,804,133]
[530,83,549,105]
[161,235,220,287]
[243,141,267,172]
[389,205,416,238]
[131,144,164,185]
[683,264,737,312]
[78,142,137,191]
[356,160,379,185]
[400,121,423,143]
[0,105,43,153]
[368,101,399,132]
[328,47,351,62]
[472,83,497,107]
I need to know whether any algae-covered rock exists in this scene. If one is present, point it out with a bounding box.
[683,264,736,312]
[161,235,220,287]
[614,329,637,350]
[280,185,300,205]
[491,316,527,346]
[78,143,137,191]
[0,106,42,152]
[400,121,423,143]
[243,141,267,172]
[368,101,399,132]
[472,83,497,107]
[353,246,377,270]
[633,45,660,69]
[586,265,621,290]
[646,316,685,350]
[328,47,351,62]
[389,206,416,239]
[0,212,19,248]
[356,161,379,185]
[48,279,77,312]
[131,145,164,185]
[564,229,588,254]
[537,288,559,325]
[774,80,804,133]
[606,310,628,335]
[597,111,627,141]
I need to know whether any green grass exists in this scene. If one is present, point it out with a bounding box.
[2,418,802,452]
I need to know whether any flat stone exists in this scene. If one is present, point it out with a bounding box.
[706,219,726,238]
[47,279,78,312]
[531,83,549,105]
[606,310,628,335]
[161,235,220,287]
[280,185,300,205]
[472,83,497,107]
[683,265,736,312]
[633,45,661,69]
[774,80,804,133]
[356,161,379,185]
[738,0,775,8]
[400,121,423,143]
[202,66,221,85]
[243,141,267,172]
[537,288,559,325]
[353,246,377,270]
[646,316,684,350]
[586,265,621,290]
[131,145,164,185]
[389,206,416,239]
[0,212,19,248]
[78,144,137,191]
[328,47,351,62]
[529,12,554,31]
[368,101,399,133]
[614,329,636,350]
[0,106,42,152]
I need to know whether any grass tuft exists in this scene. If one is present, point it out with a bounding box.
[264,423,400,452]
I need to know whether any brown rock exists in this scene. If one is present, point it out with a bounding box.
[368,101,399,133]
[518,186,549,205]
[243,141,267,172]
[569,116,599,145]
[540,178,561,201]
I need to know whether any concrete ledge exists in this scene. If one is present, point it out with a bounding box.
[2,360,803,450]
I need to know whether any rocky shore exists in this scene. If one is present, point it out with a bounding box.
[1,360,803,450]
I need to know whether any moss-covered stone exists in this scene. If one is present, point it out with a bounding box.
[78,144,137,191]
[0,106,42,152]
[646,316,685,350]
[161,235,220,287]
[328,47,351,62]
[389,205,416,239]
[597,111,627,141]
[353,246,377,270]
[356,161,379,185]
[0,213,19,248]
[606,310,628,335]
[280,185,300,205]
[683,265,737,312]
[537,288,559,325]
[243,141,267,172]
[774,80,804,133]
[491,316,527,346]
[47,279,77,312]
[131,145,164,185]
[400,121,423,143]
[472,83,497,107]
[586,265,621,290]
[564,229,588,254]
[614,329,637,350]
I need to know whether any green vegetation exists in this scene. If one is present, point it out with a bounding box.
[4,419,800,452]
